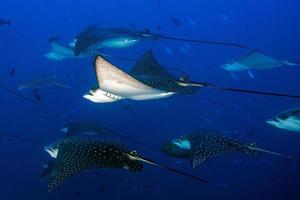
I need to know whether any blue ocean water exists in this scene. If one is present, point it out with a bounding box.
[0,0,300,199]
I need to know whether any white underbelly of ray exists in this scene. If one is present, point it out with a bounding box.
[101,79,174,100]
[92,54,175,102]
[83,88,122,103]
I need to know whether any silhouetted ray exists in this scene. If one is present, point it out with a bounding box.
[0,84,39,104]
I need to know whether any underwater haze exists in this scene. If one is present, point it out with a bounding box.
[0,0,300,200]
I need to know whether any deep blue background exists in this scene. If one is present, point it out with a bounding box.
[0,0,299,199]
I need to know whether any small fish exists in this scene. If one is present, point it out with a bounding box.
[247,70,255,79]
[156,0,161,8]
[164,46,173,55]
[187,18,198,27]
[99,184,107,192]
[32,90,42,102]
[229,73,240,80]
[221,14,231,23]
[161,130,298,168]
[266,108,300,132]
[123,103,132,110]
[75,191,81,199]
[179,45,188,54]
[0,18,11,26]
[213,109,223,115]
[170,16,182,27]
[247,129,256,138]
[9,68,16,76]
[183,43,191,51]
[203,118,212,125]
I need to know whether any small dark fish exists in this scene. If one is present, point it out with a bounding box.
[0,19,11,26]
[247,129,256,138]
[75,191,81,199]
[32,90,42,102]
[99,184,107,192]
[170,16,182,27]
[123,103,132,110]
[9,68,16,76]
[156,0,161,8]
[76,77,89,88]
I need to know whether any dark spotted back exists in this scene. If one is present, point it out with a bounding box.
[47,138,143,192]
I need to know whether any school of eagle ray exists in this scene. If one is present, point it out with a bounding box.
[1,11,300,195]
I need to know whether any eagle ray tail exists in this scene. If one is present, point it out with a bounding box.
[247,145,298,161]
[149,32,247,49]
[128,154,208,183]
[183,81,300,99]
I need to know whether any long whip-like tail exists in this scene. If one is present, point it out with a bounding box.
[246,145,299,161]
[181,80,300,99]
[0,84,39,104]
[126,152,208,184]
[147,32,248,49]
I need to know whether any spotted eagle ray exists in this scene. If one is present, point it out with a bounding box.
[84,50,300,103]
[161,131,298,168]
[83,50,200,103]
[0,131,161,192]
[266,108,300,132]
[74,25,246,56]
[221,49,300,72]
[44,137,207,191]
